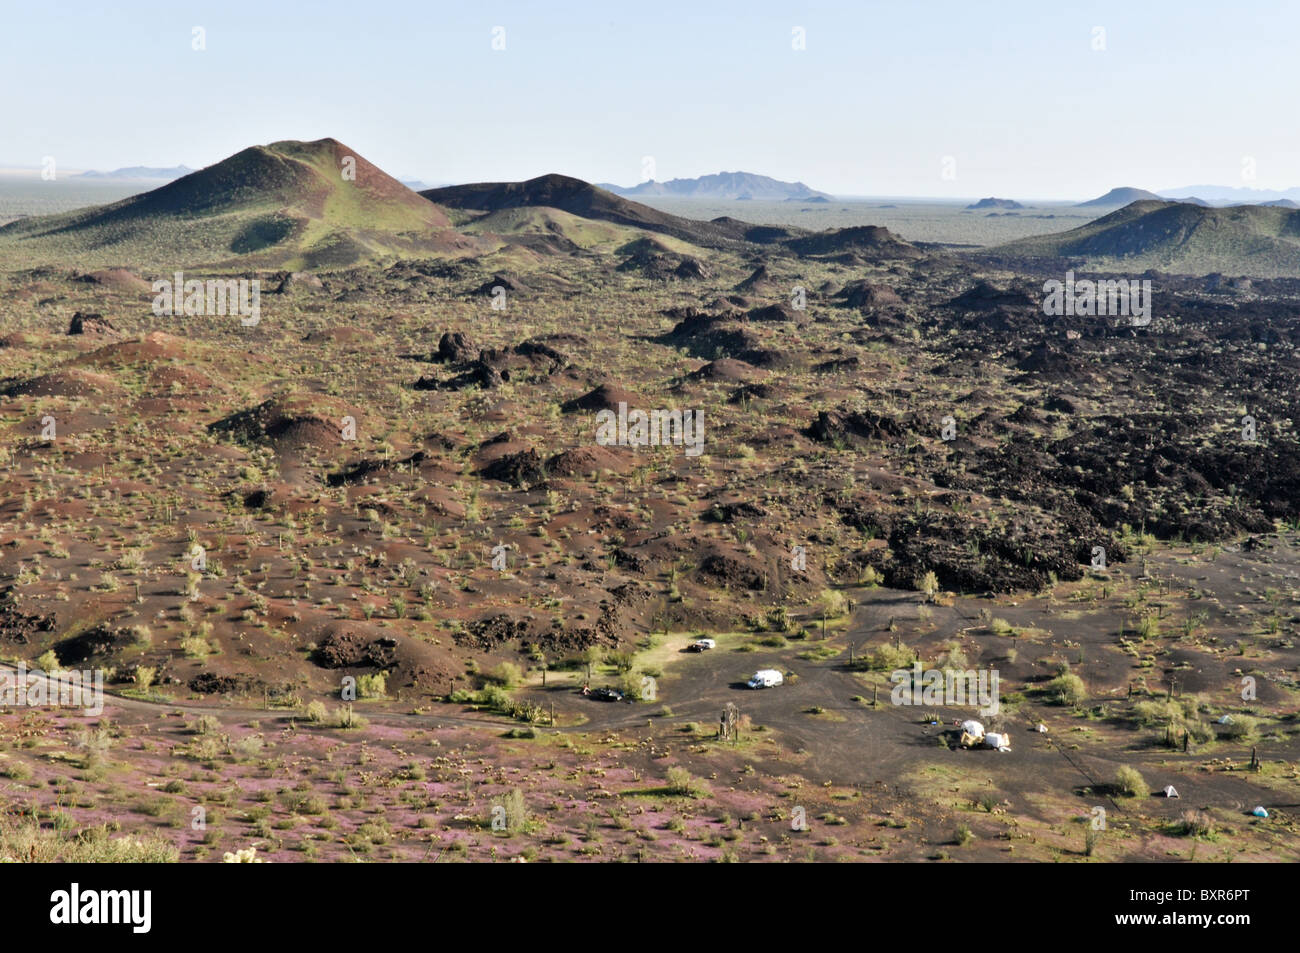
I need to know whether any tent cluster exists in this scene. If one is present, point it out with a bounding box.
[956,719,1011,752]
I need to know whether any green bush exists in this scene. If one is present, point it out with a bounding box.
[486,661,523,687]
[303,701,328,723]
[477,684,513,712]
[1218,714,1259,741]
[1048,672,1087,706]
[865,642,917,671]
[0,819,178,862]
[1114,765,1149,798]
[356,672,387,698]
[664,766,709,798]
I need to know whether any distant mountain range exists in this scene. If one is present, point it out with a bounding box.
[1,139,925,269]
[967,197,1024,210]
[598,171,833,202]
[1079,185,1300,208]
[77,166,193,180]
[1159,184,1300,204]
[6,141,1298,277]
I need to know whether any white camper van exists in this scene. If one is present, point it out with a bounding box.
[747,669,784,689]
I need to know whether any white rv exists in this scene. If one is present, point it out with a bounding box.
[747,669,784,689]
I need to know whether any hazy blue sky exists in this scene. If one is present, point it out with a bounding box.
[3,0,1295,199]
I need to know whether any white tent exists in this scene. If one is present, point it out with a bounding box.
[1162,785,1179,798]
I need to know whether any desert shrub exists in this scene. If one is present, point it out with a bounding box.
[333,705,368,730]
[619,671,650,700]
[1176,809,1215,837]
[1218,714,1259,742]
[303,701,328,723]
[1133,699,1214,744]
[352,818,392,846]
[1136,613,1160,639]
[865,642,917,671]
[817,589,848,619]
[1114,765,1149,799]
[476,684,513,712]
[497,788,530,832]
[230,734,264,760]
[664,766,709,798]
[222,847,263,863]
[1133,700,1178,726]
[485,662,523,688]
[0,818,178,862]
[74,724,115,767]
[189,736,223,761]
[191,714,221,735]
[280,791,327,815]
[1048,672,1087,706]
[765,606,792,633]
[179,635,212,658]
[937,642,969,673]
[356,672,387,698]
[607,652,635,673]
[1,761,32,781]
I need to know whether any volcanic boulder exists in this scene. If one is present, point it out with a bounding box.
[68,312,117,335]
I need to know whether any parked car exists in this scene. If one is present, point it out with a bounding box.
[589,687,626,702]
[747,669,784,689]
[687,638,717,652]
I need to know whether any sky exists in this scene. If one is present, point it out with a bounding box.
[2,0,1296,200]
